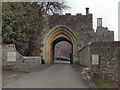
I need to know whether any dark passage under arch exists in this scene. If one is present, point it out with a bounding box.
[51,37,73,64]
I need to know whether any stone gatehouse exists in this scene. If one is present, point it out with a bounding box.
[36,8,114,64]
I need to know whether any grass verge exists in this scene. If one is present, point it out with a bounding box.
[96,81,110,88]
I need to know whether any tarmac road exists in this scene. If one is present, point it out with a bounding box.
[3,63,88,88]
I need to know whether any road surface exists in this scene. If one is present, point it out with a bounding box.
[3,63,88,88]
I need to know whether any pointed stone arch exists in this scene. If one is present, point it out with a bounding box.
[43,26,78,64]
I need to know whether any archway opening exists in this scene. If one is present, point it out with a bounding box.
[44,27,77,64]
[51,37,73,64]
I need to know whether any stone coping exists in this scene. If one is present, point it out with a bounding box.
[23,56,41,59]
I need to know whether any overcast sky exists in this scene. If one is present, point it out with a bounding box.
[65,0,119,41]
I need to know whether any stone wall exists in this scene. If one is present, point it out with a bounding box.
[89,42,119,81]
[118,42,120,84]
[78,45,90,67]
[2,44,41,71]
[78,42,119,81]
[45,13,93,48]
[37,9,94,56]
[93,27,114,42]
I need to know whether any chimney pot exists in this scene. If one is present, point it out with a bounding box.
[86,7,89,15]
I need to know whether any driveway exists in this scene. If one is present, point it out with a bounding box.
[3,63,88,88]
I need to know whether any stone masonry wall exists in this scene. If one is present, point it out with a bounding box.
[89,42,119,81]
[46,13,93,48]
[78,45,90,67]
[78,42,119,81]
[2,44,41,71]
[93,27,114,42]
[37,11,94,53]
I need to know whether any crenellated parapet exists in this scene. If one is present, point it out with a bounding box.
[47,11,93,29]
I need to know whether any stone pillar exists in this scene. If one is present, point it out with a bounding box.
[86,7,89,15]
[97,18,102,28]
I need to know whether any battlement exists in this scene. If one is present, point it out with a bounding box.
[47,11,93,32]
[97,26,113,32]
[47,8,93,29]
[50,8,92,17]
[64,13,83,16]
[52,13,92,17]
[94,23,114,42]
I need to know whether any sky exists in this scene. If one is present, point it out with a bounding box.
[65,0,119,41]
[0,0,119,41]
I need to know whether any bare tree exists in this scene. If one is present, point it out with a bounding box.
[38,2,70,14]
